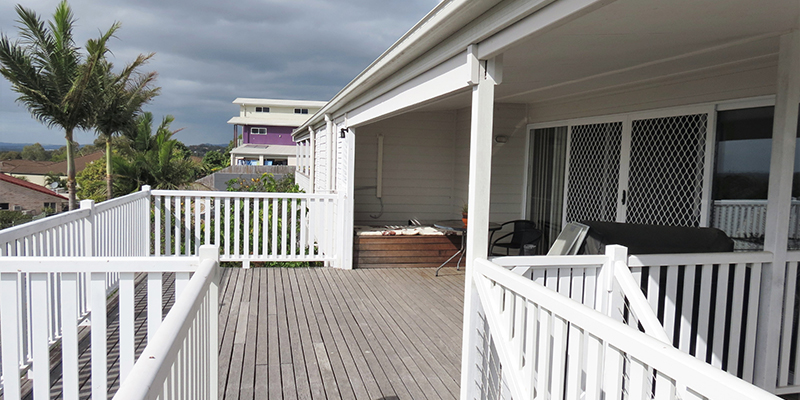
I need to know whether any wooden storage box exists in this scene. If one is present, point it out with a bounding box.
[354,234,461,268]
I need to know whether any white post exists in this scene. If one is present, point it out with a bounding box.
[80,200,95,257]
[755,29,800,391]
[460,46,500,400]
[199,245,220,399]
[339,128,356,269]
[599,245,627,316]
[309,126,316,193]
[142,185,151,256]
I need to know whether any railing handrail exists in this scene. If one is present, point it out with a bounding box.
[491,254,608,267]
[151,189,338,199]
[0,256,200,273]
[628,251,774,266]
[474,258,778,400]
[0,208,91,242]
[94,189,150,213]
[112,257,218,400]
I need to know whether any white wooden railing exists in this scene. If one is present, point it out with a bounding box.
[113,246,219,400]
[713,199,800,240]
[0,249,217,400]
[150,190,338,266]
[0,189,151,383]
[778,250,800,393]
[472,249,779,400]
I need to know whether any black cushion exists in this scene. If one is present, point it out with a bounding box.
[578,221,734,255]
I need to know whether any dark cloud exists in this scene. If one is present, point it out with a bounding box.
[0,0,440,145]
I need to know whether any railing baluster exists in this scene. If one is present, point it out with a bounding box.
[61,272,80,400]
[175,196,181,256]
[119,272,136,383]
[711,264,730,368]
[155,196,162,256]
[281,198,288,257]
[31,273,50,399]
[290,197,297,257]
[679,265,696,353]
[195,196,201,255]
[727,263,746,377]
[663,265,679,345]
[224,197,231,256]
[205,197,211,246]
[234,197,241,258]
[300,198,308,257]
[185,195,191,255]
[215,197,221,248]
[148,272,163,341]
[243,197,250,262]
[1,272,22,400]
[253,197,260,257]
[262,198,269,256]
[91,272,108,399]
[272,198,279,256]
[743,262,762,382]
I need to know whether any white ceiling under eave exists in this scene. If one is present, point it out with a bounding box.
[493,0,797,105]
[403,0,797,117]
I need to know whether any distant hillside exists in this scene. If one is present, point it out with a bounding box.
[188,143,227,157]
[0,142,62,152]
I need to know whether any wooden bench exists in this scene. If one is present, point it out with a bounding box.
[354,234,462,268]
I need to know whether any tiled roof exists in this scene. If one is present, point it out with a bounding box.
[0,173,67,199]
[0,152,103,175]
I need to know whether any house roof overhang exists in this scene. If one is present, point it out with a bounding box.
[294,0,799,138]
[230,144,297,157]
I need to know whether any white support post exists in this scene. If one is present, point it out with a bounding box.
[339,127,356,269]
[599,245,627,317]
[755,29,800,392]
[80,200,95,257]
[326,115,335,193]
[309,126,316,193]
[460,47,499,400]
[142,185,151,256]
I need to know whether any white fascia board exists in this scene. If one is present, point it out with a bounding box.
[227,115,312,126]
[346,54,471,127]
[297,0,572,132]
[477,0,617,59]
[232,98,328,108]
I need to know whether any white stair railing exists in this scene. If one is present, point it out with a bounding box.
[472,256,780,400]
[113,246,219,400]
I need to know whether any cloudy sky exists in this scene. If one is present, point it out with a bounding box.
[0,0,440,146]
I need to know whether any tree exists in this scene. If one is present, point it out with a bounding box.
[0,151,21,160]
[0,1,119,209]
[20,142,48,160]
[75,157,107,202]
[114,112,199,192]
[201,149,228,175]
[93,54,159,200]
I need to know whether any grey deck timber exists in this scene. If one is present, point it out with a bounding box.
[5,267,464,400]
[218,267,465,400]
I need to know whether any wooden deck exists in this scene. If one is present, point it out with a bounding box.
[218,267,465,400]
[7,267,464,399]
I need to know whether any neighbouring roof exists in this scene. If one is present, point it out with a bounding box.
[230,144,297,157]
[0,152,104,175]
[227,114,315,127]
[0,173,67,200]
[232,98,328,108]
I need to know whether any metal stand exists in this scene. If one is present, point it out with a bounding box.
[436,233,465,276]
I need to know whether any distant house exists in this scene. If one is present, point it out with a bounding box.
[227,98,325,166]
[0,151,104,188]
[0,173,67,214]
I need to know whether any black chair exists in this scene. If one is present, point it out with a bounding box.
[490,220,543,256]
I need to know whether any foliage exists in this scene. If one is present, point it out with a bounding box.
[76,157,107,202]
[0,210,33,229]
[226,173,300,193]
[44,171,67,190]
[201,149,228,175]
[113,112,200,193]
[20,143,48,160]
[0,151,21,160]
[0,1,119,210]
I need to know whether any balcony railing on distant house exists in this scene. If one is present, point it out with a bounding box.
[712,199,800,249]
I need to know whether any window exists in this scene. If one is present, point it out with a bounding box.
[44,202,56,210]
[251,128,267,135]
[0,203,8,210]
[294,108,309,114]
[255,107,269,113]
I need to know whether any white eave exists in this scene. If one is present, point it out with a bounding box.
[232,98,328,108]
[229,144,297,157]
[227,114,314,127]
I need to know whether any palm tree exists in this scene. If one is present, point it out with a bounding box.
[93,55,160,199]
[0,1,119,209]
[114,112,199,192]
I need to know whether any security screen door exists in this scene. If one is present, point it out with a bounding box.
[561,109,713,228]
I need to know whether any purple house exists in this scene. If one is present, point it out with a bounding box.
[227,98,326,166]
